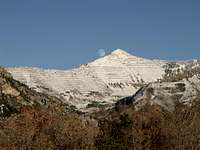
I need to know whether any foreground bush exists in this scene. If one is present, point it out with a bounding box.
[1,99,200,149]
[0,107,98,150]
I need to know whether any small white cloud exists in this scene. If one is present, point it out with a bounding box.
[98,49,106,57]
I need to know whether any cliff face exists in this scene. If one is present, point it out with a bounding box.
[7,49,166,110]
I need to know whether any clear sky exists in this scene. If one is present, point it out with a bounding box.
[0,0,200,69]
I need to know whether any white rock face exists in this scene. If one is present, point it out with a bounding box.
[7,49,166,109]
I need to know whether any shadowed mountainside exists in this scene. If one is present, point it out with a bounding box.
[0,67,74,118]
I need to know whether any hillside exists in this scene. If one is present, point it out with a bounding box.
[0,67,72,117]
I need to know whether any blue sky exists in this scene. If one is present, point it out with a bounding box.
[0,0,200,69]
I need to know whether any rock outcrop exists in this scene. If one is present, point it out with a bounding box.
[117,74,200,111]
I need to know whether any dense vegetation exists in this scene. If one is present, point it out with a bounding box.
[96,99,200,150]
[0,98,200,149]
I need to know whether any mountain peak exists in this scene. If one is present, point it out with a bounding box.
[111,49,131,57]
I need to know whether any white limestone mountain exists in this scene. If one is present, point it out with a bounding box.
[6,49,170,110]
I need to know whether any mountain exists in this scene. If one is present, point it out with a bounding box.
[6,49,200,111]
[6,49,166,110]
